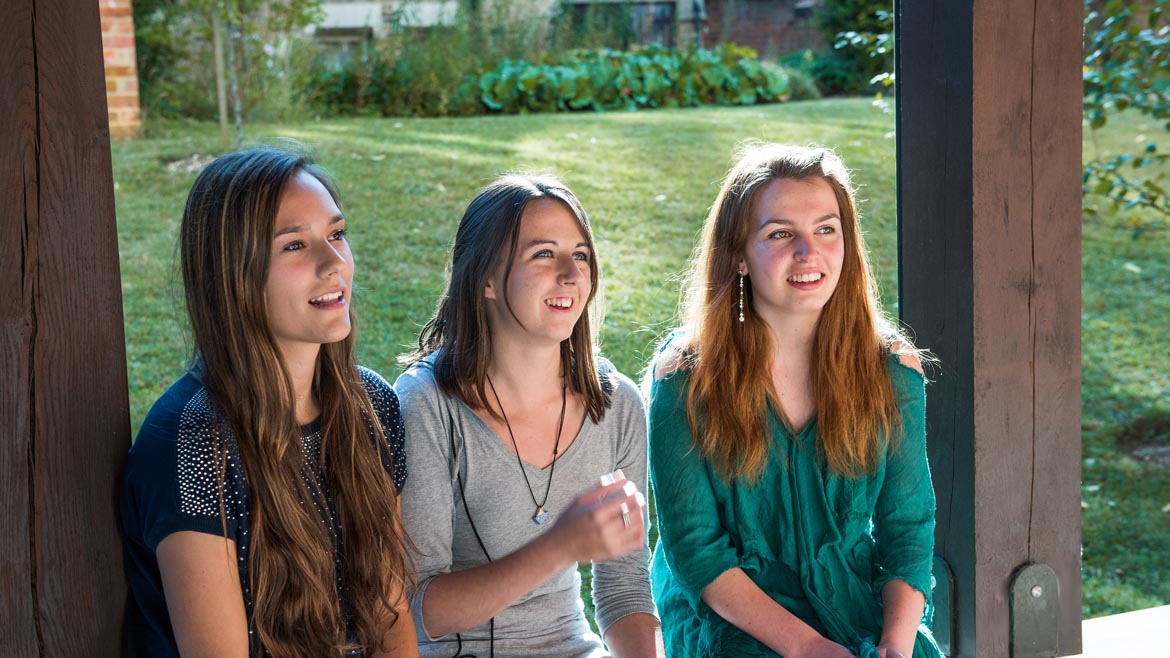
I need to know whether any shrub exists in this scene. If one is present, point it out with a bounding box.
[782,66,823,102]
[303,43,794,118]
[476,43,793,114]
[805,49,867,96]
[133,0,322,123]
[813,0,891,94]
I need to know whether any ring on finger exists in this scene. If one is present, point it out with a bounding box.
[620,502,631,529]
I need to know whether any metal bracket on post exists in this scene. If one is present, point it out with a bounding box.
[1010,563,1060,658]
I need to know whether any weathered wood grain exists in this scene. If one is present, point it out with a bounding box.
[898,0,1082,655]
[1,0,40,654]
[2,0,130,655]
[1027,1,1085,653]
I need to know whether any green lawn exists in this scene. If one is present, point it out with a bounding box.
[112,98,1169,619]
[1079,115,1170,617]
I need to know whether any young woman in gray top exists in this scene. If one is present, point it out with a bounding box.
[396,174,662,658]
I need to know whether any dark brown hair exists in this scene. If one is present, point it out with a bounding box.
[180,145,411,657]
[675,143,914,481]
[403,173,610,421]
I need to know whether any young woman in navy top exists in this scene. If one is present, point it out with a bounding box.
[120,146,417,658]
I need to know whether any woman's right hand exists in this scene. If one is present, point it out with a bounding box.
[550,474,646,564]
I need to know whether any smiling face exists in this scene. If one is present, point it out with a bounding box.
[740,176,845,324]
[485,198,593,347]
[265,170,353,364]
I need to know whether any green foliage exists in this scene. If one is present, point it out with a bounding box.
[302,4,557,118]
[548,0,639,51]
[132,0,215,119]
[478,44,790,114]
[775,50,827,100]
[834,9,894,90]
[815,0,892,94]
[132,0,323,122]
[1083,0,1170,230]
[303,43,793,117]
[804,49,868,96]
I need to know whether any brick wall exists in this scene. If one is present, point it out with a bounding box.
[695,0,824,58]
[99,0,141,138]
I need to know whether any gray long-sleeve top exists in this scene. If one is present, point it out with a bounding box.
[396,358,658,658]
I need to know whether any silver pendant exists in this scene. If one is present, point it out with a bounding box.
[532,507,549,525]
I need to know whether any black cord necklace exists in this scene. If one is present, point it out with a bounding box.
[486,375,567,525]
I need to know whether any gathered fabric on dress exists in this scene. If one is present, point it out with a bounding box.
[649,350,943,658]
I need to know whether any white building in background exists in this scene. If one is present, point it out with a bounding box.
[309,0,462,58]
[310,0,483,42]
[309,1,705,53]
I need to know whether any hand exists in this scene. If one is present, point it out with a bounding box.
[797,635,854,658]
[876,643,909,658]
[549,474,646,564]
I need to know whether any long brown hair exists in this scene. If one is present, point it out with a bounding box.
[180,146,411,657]
[676,143,911,482]
[402,173,611,421]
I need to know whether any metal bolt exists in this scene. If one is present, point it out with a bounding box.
[1030,585,1044,598]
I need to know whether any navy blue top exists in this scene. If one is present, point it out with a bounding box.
[120,366,407,658]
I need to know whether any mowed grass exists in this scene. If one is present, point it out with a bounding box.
[112,98,1169,619]
[1079,115,1170,617]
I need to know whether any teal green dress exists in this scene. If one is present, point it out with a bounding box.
[648,352,943,658]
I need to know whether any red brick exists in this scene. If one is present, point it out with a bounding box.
[99,6,133,19]
[107,95,138,108]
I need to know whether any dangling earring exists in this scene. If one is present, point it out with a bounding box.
[738,272,745,323]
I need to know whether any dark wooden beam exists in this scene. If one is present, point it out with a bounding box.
[896,1,1083,656]
[1,0,129,655]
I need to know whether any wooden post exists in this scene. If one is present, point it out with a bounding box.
[896,1,1083,657]
[1,0,130,655]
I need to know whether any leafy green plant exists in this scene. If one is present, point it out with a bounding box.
[814,0,891,94]
[1083,0,1170,233]
[303,43,793,118]
[477,44,791,115]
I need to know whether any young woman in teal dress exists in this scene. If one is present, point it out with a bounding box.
[648,144,942,658]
